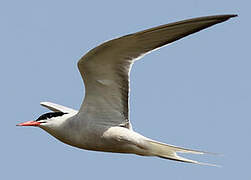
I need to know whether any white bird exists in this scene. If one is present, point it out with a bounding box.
[17,14,236,166]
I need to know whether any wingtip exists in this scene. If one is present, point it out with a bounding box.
[228,14,238,19]
[228,14,238,18]
[219,14,238,18]
[40,101,47,105]
[40,101,52,108]
[216,14,238,21]
[206,14,238,21]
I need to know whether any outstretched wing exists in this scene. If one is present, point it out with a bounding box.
[77,15,236,128]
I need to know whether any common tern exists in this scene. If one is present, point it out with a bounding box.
[17,14,237,166]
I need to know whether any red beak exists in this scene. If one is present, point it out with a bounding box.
[16,121,41,126]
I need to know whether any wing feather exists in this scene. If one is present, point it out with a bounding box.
[40,102,77,114]
[77,15,237,127]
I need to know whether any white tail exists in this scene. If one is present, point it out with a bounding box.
[146,139,220,167]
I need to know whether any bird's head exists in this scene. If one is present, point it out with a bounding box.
[17,111,78,145]
[17,112,69,128]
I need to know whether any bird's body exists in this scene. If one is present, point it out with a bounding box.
[17,14,237,166]
[39,105,150,155]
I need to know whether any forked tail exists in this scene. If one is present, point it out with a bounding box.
[145,139,219,167]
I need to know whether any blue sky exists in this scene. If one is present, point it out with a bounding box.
[1,0,249,179]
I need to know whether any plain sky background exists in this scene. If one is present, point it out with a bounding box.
[0,0,249,179]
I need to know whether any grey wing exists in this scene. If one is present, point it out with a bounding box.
[77,14,236,128]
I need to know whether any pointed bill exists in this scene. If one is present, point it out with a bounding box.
[16,121,41,126]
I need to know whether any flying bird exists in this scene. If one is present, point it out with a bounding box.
[17,14,237,166]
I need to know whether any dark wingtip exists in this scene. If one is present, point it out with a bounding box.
[228,14,238,18]
[211,14,238,23]
[214,14,238,20]
[207,14,238,20]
